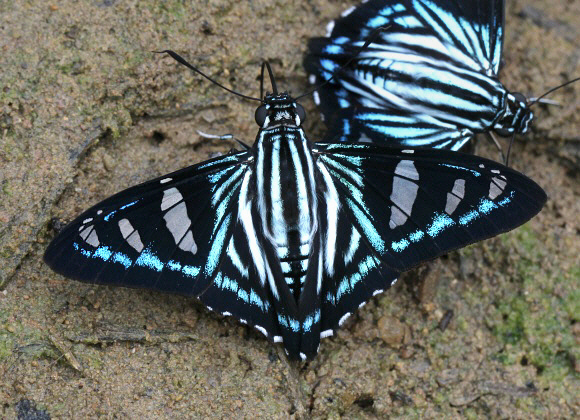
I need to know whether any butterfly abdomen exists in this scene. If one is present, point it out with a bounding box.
[255,124,318,303]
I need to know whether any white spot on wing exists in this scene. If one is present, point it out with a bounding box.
[163,200,197,255]
[341,5,356,16]
[445,178,466,215]
[118,218,144,252]
[300,352,307,361]
[83,218,93,224]
[160,178,172,184]
[320,329,334,339]
[161,187,183,211]
[309,74,316,85]
[79,225,99,247]
[313,91,320,105]
[255,325,268,337]
[274,335,283,343]
[389,160,419,229]
[489,176,507,200]
[402,149,414,154]
[394,160,419,180]
[338,312,351,326]
[86,230,100,247]
[178,230,197,254]
[372,289,384,296]
[325,20,335,36]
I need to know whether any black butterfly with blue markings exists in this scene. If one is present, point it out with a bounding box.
[45,53,546,360]
[304,0,536,151]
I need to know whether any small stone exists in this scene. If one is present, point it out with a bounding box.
[377,316,409,348]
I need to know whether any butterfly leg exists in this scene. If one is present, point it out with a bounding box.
[487,132,507,164]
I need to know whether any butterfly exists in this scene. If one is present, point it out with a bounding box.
[304,0,535,151]
[44,52,546,360]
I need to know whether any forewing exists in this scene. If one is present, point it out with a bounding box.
[314,143,546,272]
[44,152,251,296]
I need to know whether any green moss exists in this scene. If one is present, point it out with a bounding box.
[491,227,577,382]
[0,334,14,361]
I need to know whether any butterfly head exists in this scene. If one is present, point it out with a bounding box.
[495,92,534,137]
[255,93,306,129]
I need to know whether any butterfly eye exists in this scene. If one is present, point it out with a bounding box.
[255,105,268,127]
[295,103,306,124]
[511,92,528,105]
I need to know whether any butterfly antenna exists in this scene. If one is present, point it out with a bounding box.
[529,76,580,108]
[155,50,263,103]
[260,61,279,98]
[296,25,390,100]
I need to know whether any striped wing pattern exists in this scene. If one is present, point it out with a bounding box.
[45,93,545,360]
[304,0,533,150]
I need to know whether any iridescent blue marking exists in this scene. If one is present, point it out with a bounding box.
[113,252,132,269]
[325,292,336,305]
[427,213,455,237]
[479,199,496,214]
[222,275,238,293]
[319,58,339,75]
[346,198,386,254]
[302,309,321,332]
[73,242,92,258]
[392,238,410,252]
[289,318,300,332]
[459,210,479,225]
[278,314,289,328]
[207,167,233,184]
[197,153,243,170]
[135,248,163,272]
[367,15,389,29]
[334,255,378,302]
[120,200,139,210]
[167,260,182,271]
[338,98,350,108]
[104,210,117,222]
[205,214,231,276]
[94,246,113,261]
[498,192,513,206]
[237,288,249,303]
[323,44,344,55]
[439,164,481,177]
[394,15,421,28]
[167,259,199,278]
[409,230,424,242]
[249,289,267,312]
[182,265,199,278]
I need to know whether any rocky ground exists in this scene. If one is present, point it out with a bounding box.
[1,0,578,418]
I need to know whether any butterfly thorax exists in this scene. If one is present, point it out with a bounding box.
[254,94,318,301]
[494,92,534,136]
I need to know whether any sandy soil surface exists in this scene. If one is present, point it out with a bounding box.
[1,0,578,418]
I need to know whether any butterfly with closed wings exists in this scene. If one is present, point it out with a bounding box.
[44,51,546,360]
[305,0,547,151]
